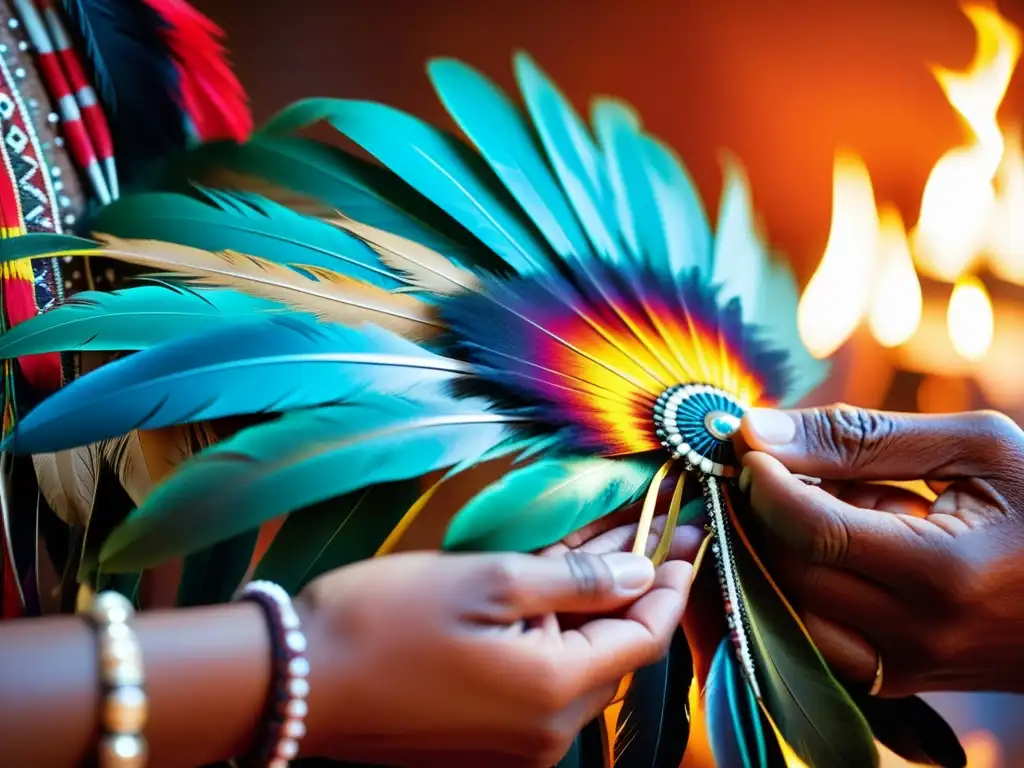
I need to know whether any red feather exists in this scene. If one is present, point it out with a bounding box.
[141,0,252,142]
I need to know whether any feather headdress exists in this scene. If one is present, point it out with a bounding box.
[0,52,967,768]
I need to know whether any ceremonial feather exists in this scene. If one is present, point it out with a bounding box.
[0,51,967,768]
[60,0,250,180]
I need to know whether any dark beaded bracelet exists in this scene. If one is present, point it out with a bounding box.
[233,580,311,768]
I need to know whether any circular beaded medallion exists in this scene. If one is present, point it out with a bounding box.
[652,384,746,476]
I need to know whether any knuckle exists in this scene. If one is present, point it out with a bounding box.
[801,405,898,468]
[482,555,527,604]
[971,410,1023,455]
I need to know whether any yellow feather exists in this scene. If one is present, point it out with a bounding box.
[330,214,480,295]
[86,234,444,340]
[32,443,102,528]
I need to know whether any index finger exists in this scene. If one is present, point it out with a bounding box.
[557,560,693,685]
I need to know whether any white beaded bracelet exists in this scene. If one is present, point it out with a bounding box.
[88,591,148,768]
[234,580,310,768]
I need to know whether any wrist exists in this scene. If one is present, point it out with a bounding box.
[293,589,357,761]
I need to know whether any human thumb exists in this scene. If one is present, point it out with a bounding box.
[739,404,1022,481]
[483,551,657,618]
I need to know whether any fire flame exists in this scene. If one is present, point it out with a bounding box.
[797,152,879,359]
[799,1,1021,367]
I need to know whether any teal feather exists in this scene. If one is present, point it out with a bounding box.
[260,98,555,276]
[427,57,594,262]
[513,52,625,264]
[98,395,522,571]
[0,283,286,358]
[0,233,97,261]
[4,315,471,455]
[710,156,767,325]
[86,188,404,289]
[151,135,504,274]
[640,135,712,277]
[705,638,785,768]
[253,479,422,595]
[591,99,654,263]
[443,455,659,552]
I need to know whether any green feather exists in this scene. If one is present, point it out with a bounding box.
[0,284,287,358]
[177,529,259,607]
[99,396,522,572]
[444,455,659,552]
[253,479,421,594]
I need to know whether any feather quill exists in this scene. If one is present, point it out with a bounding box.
[262,98,556,276]
[330,214,480,296]
[4,314,470,455]
[86,189,404,289]
[0,283,285,359]
[59,235,440,338]
[98,395,525,571]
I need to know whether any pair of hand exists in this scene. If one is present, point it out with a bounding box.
[739,404,1024,696]
[295,515,703,767]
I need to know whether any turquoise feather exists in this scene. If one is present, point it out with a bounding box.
[4,315,471,455]
[711,157,767,325]
[427,57,594,262]
[260,98,555,276]
[0,232,97,260]
[0,284,286,358]
[513,52,625,264]
[640,134,712,277]
[87,187,404,289]
[444,455,659,552]
[98,395,522,571]
[705,638,784,768]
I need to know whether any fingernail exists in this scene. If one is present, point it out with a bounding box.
[745,408,797,446]
[604,552,655,595]
[738,466,752,494]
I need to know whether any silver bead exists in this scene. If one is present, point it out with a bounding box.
[99,637,143,687]
[51,166,62,177]
[47,112,59,124]
[27,98,37,109]
[284,698,307,720]
[6,18,17,28]
[285,630,306,654]
[282,718,306,740]
[0,44,6,54]
[276,737,299,760]
[97,733,147,768]
[13,67,24,79]
[58,195,71,207]
[17,40,28,51]
[102,686,148,733]
[63,213,75,225]
[91,591,134,625]
[287,677,310,699]
[288,657,310,678]
[53,180,63,191]
[54,136,64,147]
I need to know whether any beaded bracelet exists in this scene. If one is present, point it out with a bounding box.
[234,580,310,768]
[87,591,148,768]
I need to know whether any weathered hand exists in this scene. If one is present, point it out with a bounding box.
[296,547,693,767]
[738,405,1024,696]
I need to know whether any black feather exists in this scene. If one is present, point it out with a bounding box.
[61,0,187,177]
[851,692,967,768]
